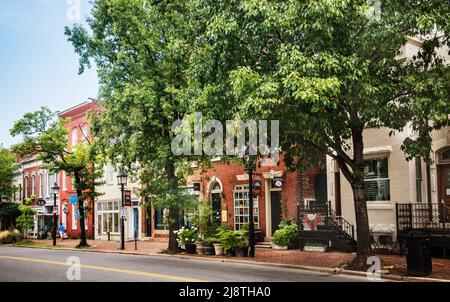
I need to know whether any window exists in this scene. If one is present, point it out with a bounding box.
[155,208,166,230]
[39,174,43,198]
[72,128,78,147]
[97,201,120,234]
[31,175,35,196]
[415,156,422,202]
[62,172,67,191]
[364,157,390,201]
[106,164,114,184]
[72,204,77,229]
[82,124,89,142]
[24,176,29,198]
[441,149,450,162]
[233,185,259,230]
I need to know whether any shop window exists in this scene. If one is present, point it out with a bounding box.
[233,185,259,230]
[155,208,165,230]
[364,157,390,201]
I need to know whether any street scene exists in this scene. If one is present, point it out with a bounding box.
[0,0,450,287]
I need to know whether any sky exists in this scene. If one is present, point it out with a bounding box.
[0,0,98,148]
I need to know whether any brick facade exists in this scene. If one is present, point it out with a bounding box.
[58,101,99,239]
[188,157,325,239]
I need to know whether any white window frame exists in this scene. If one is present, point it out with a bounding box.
[81,124,89,142]
[38,173,43,198]
[364,157,391,202]
[24,176,29,198]
[62,172,67,191]
[97,201,120,234]
[72,128,78,147]
[233,185,259,230]
[72,204,77,229]
[31,175,35,197]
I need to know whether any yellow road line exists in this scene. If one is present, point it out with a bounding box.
[0,255,207,282]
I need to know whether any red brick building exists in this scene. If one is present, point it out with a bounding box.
[187,157,326,240]
[58,100,99,239]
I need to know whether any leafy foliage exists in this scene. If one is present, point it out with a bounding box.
[272,220,299,247]
[10,107,103,247]
[0,147,19,197]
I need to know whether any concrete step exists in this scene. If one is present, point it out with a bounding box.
[255,242,272,249]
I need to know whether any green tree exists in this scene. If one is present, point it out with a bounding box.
[0,147,19,198]
[10,107,103,248]
[16,199,35,238]
[187,0,450,268]
[65,0,197,253]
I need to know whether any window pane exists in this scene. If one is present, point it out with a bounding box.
[113,213,119,232]
[378,158,388,178]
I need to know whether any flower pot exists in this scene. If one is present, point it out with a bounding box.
[196,243,205,255]
[185,243,197,254]
[272,243,288,250]
[225,248,236,257]
[204,245,215,256]
[213,243,224,256]
[235,246,249,257]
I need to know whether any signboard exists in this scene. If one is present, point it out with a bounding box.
[36,199,46,207]
[124,190,132,206]
[120,207,126,218]
[221,205,228,223]
[69,195,78,205]
[272,177,283,188]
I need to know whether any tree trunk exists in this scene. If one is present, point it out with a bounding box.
[75,173,89,248]
[350,178,372,270]
[165,160,180,254]
[348,125,372,270]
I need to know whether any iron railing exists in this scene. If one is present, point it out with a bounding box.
[396,202,449,233]
[297,200,355,240]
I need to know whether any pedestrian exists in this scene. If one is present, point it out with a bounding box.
[58,223,66,241]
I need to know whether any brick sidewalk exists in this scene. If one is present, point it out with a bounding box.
[27,239,450,279]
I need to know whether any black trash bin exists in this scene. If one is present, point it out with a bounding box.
[404,230,432,276]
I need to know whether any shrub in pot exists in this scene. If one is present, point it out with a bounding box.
[203,238,216,255]
[272,220,299,250]
[234,228,249,257]
[217,229,240,257]
[175,227,198,254]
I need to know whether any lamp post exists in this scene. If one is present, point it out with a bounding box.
[117,172,128,250]
[51,183,60,247]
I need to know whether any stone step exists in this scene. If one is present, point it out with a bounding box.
[255,241,272,249]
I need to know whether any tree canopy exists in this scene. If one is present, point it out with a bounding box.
[0,147,19,198]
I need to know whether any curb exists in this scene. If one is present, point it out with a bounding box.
[8,245,449,282]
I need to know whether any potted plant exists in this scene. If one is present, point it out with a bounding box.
[234,230,249,257]
[175,227,197,254]
[272,220,299,250]
[196,238,205,255]
[303,241,328,252]
[217,228,238,256]
[203,237,216,255]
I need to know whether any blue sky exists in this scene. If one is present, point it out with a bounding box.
[0,0,98,147]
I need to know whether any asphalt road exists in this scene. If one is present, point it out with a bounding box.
[0,246,379,282]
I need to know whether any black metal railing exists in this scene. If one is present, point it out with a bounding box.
[396,202,449,232]
[297,200,355,240]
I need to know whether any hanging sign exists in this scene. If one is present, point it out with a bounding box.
[69,195,78,205]
[124,190,132,206]
[120,207,126,218]
[37,199,46,207]
[303,213,322,229]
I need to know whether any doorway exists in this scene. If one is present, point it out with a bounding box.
[270,191,282,235]
[438,164,450,207]
[211,193,221,226]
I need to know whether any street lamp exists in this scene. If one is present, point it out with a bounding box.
[51,183,60,247]
[117,172,128,250]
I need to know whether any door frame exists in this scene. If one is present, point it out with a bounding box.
[437,163,450,205]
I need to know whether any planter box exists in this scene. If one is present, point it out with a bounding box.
[272,244,288,250]
[304,246,327,252]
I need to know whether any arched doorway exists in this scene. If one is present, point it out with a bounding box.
[207,177,223,226]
